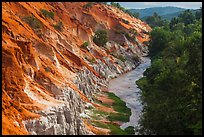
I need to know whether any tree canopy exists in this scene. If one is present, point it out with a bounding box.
[136,9,202,135]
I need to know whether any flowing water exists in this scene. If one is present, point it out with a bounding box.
[108,57,151,134]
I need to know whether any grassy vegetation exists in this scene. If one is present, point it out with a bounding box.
[53,21,63,31]
[108,113,129,122]
[92,121,109,129]
[81,41,89,50]
[93,109,109,116]
[107,92,131,122]
[85,57,96,64]
[107,92,130,115]
[86,106,93,110]
[125,33,136,42]
[22,15,42,29]
[40,9,54,19]
[93,121,135,135]
[93,121,128,135]
[90,92,132,135]
[108,124,128,135]
[94,99,110,107]
[89,109,109,120]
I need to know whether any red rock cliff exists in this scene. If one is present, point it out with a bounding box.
[2,2,151,135]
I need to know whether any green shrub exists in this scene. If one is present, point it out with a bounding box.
[93,30,108,47]
[22,15,42,29]
[118,55,126,62]
[44,67,51,72]
[81,41,89,50]
[124,126,135,135]
[53,21,63,31]
[129,28,137,35]
[90,58,96,64]
[110,2,125,12]
[89,58,96,64]
[132,54,139,61]
[49,11,55,19]
[85,57,96,64]
[125,33,136,42]
[40,9,55,19]
[83,2,93,8]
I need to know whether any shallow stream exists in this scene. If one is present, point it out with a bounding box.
[108,57,151,134]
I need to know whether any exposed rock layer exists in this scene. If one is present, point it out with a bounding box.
[2,2,151,135]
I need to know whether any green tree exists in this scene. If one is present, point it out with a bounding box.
[149,28,172,57]
[170,17,181,29]
[137,9,202,135]
[145,12,166,28]
[195,7,202,19]
[178,9,195,25]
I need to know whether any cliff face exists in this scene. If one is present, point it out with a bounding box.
[2,2,151,135]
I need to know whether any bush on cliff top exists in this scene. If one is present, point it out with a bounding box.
[83,2,93,8]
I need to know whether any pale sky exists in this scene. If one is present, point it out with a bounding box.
[117,2,202,9]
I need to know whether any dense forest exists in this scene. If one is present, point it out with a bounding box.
[136,8,202,135]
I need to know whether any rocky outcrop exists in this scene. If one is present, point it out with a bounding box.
[2,2,151,135]
[22,86,93,135]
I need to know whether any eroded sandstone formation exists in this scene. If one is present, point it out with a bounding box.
[2,2,151,135]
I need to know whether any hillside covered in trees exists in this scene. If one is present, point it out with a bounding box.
[136,8,202,135]
[129,6,186,20]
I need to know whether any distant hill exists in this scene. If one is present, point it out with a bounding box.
[129,6,187,20]
[161,9,199,20]
[161,11,184,20]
